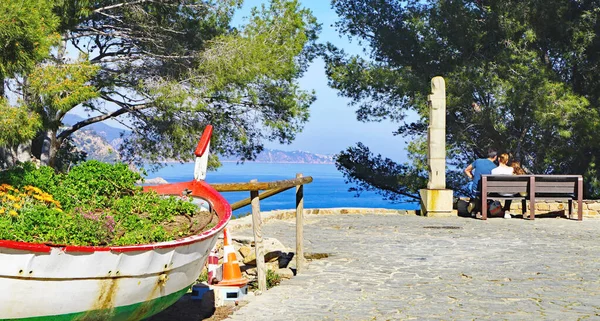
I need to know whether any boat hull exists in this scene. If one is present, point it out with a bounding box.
[0,239,216,320]
[0,179,231,320]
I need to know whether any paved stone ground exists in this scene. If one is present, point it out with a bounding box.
[226,213,600,320]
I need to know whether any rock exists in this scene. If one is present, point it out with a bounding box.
[241,267,257,276]
[242,253,254,265]
[278,252,295,268]
[265,238,290,251]
[143,177,169,185]
[536,203,550,211]
[239,246,252,258]
[266,262,279,271]
[587,202,600,211]
[287,258,296,270]
[275,268,294,279]
[243,250,283,265]
[232,237,290,252]
[232,236,254,245]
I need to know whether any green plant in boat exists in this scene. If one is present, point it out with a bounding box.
[0,161,213,246]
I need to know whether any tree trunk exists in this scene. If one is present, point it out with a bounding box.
[0,73,4,98]
[0,144,32,169]
[0,147,14,168]
[39,129,59,167]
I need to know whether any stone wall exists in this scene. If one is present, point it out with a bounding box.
[505,200,600,217]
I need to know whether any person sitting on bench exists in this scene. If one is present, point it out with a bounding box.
[511,160,526,175]
[464,148,498,218]
[491,153,514,218]
[492,153,513,175]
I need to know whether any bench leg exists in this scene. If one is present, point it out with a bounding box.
[529,200,535,220]
[481,177,487,220]
[529,176,535,220]
[578,177,583,221]
[503,200,512,215]
[481,197,488,220]
[568,199,573,219]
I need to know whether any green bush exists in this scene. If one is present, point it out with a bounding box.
[0,161,209,246]
[266,269,282,289]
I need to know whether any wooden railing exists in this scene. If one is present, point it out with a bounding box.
[209,173,313,293]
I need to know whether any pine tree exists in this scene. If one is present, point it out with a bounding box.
[327,0,600,198]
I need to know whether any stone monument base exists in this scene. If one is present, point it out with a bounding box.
[419,189,454,217]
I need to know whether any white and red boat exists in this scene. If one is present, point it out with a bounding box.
[0,125,227,320]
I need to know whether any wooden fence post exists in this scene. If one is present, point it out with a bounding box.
[295,173,304,273]
[250,179,267,293]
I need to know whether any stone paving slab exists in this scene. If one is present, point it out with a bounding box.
[226,213,600,320]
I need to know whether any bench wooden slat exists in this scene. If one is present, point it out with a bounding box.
[485,187,527,193]
[484,181,529,187]
[535,196,575,201]
[535,187,577,193]
[535,181,576,187]
[485,196,526,200]
[535,175,582,179]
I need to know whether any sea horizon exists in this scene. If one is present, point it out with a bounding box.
[145,162,418,217]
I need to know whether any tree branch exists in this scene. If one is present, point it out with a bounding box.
[93,0,151,13]
[57,103,150,140]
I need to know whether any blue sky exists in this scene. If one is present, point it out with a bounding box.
[233,1,411,161]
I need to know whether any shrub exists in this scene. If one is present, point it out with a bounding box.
[266,269,282,289]
[0,161,212,246]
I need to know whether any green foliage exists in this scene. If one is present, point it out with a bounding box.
[336,143,425,202]
[266,269,282,289]
[0,161,208,246]
[0,0,59,76]
[28,60,99,114]
[1,0,320,171]
[0,99,41,147]
[0,205,110,247]
[55,160,142,210]
[327,0,600,198]
[196,269,208,283]
[53,136,87,172]
[0,162,59,193]
[120,0,320,166]
[250,269,282,290]
[0,55,97,159]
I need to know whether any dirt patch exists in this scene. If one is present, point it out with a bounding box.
[162,210,218,238]
[203,306,236,321]
[304,252,330,260]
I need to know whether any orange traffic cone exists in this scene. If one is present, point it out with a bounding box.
[217,227,248,287]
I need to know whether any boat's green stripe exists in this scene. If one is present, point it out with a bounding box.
[2,286,190,321]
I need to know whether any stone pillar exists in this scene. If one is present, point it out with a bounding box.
[419,76,454,216]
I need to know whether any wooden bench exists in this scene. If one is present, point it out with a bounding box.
[480,175,583,221]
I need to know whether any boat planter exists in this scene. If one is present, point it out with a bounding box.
[0,125,229,320]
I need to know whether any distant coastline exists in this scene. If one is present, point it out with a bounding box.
[219,149,335,164]
[162,160,335,165]
[64,115,336,165]
[219,160,335,165]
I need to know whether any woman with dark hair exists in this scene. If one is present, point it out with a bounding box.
[511,161,526,175]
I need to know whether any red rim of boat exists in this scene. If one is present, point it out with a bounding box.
[0,180,231,254]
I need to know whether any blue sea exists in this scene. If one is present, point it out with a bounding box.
[145,162,418,216]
